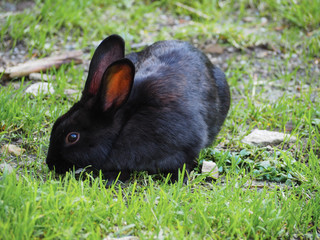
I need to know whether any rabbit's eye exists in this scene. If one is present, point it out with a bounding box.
[66,132,80,145]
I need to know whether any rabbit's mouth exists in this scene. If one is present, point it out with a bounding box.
[46,156,75,174]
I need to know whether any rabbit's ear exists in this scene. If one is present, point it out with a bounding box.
[99,58,135,112]
[83,35,125,96]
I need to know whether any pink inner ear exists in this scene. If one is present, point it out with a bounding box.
[101,62,134,112]
[87,50,124,95]
[89,71,103,95]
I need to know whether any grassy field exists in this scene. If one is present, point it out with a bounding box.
[1,0,320,239]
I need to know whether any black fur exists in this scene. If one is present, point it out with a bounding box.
[46,35,230,183]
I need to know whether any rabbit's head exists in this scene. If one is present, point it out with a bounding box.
[46,35,135,173]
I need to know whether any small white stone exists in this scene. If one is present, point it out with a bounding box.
[242,129,296,146]
[104,237,139,240]
[74,168,85,174]
[201,160,219,179]
[1,144,25,155]
[0,163,14,174]
[29,73,55,81]
[261,17,268,24]
[25,82,54,96]
[64,89,79,96]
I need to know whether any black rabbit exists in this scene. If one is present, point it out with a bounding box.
[46,34,230,183]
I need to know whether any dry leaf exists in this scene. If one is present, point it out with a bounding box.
[285,121,294,132]
[243,16,256,22]
[203,43,224,54]
[274,25,285,31]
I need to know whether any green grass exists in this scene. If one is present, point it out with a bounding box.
[1,0,320,239]
[1,171,319,239]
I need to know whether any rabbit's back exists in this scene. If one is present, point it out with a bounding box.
[104,40,229,173]
[126,40,228,146]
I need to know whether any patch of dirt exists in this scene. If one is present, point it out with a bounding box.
[0,1,36,67]
[0,1,35,12]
